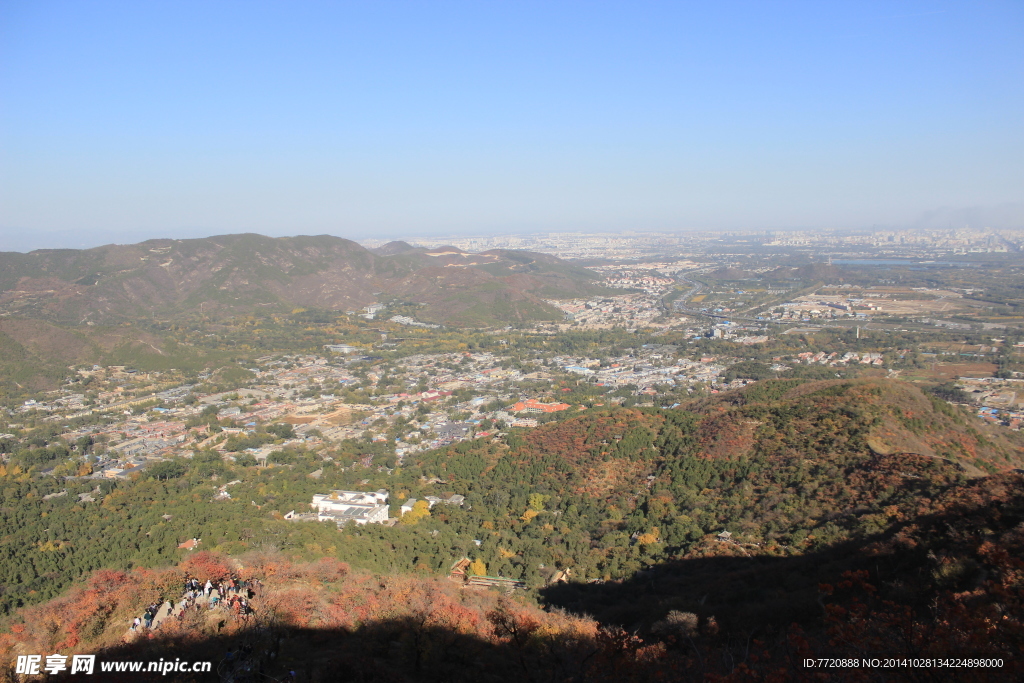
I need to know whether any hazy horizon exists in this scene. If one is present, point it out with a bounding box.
[4,211,1024,255]
[2,1,1022,252]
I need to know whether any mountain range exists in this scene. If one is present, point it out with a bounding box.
[0,233,601,327]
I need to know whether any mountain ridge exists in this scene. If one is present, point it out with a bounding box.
[0,233,601,327]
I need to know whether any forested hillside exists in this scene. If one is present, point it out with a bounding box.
[1,378,1021,679]
[3,379,1022,614]
[0,475,1019,681]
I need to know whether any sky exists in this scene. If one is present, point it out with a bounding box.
[1,0,1022,251]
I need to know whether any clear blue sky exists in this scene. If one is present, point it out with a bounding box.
[1,0,1022,250]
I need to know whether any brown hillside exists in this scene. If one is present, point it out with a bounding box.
[695,378,1024,473]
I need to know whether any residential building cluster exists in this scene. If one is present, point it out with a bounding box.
[545,294,664,330]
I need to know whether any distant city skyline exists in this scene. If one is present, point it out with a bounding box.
[2,1,1022,252]
[1,206,1024,254]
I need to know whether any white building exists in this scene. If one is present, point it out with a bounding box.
[324,344,360,354]
[311,489,389,526]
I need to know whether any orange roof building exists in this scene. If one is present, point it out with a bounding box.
[511,398,571,414]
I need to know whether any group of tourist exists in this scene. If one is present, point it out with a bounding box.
[130,574,262,634]
[184,575,258,601]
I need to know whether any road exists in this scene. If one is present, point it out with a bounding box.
[670,274,779,325]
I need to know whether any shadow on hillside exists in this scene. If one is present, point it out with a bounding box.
[541,540,889,635]
[40,618,657,683]
[540,479,1019,638]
